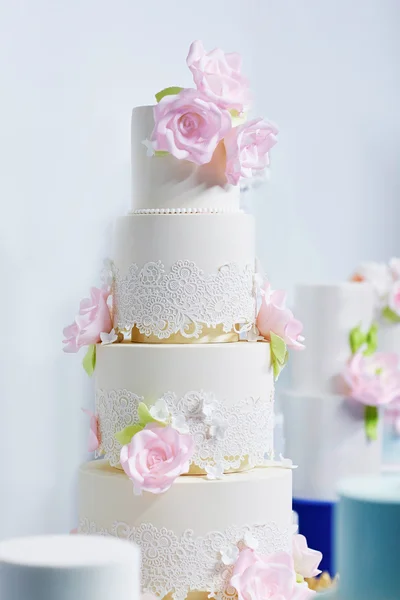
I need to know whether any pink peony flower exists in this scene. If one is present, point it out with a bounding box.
[62,287,112,353]
[388,280,400,317]
[186,40,250,113]
[151,89,231,165]
[224,119,278,185]
[120,424,194,494]
[343,351,400,406]
[256,282,305,350]
[292,534,322,579]
[82,408,100,452]
[231,549,315,600]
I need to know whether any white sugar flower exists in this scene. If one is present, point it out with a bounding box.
[149,398,170,423]
[205,463,224,480]
[243,531,259,550]
[220,544,239,566]
[171,414,189,434]
[353,261,392,300]
[201,394,217,419]
[142,138,156,157]
[208,416,228,441]
[389,257,400,281]
[100,329,118,345]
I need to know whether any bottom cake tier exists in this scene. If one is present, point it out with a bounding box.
[78,461,293,600]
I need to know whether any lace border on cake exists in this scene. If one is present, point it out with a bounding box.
[95,388,274,470]
[78,519,291,600]
[111,260,256,339]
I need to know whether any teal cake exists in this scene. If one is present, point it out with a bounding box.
[336,475,400,600]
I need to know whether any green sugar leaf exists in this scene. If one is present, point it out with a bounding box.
[138,402,156,426]
[270,332,288,380]
[365,405,379,441]
[364,322,378,356]
[82,345,96,377]
[349,325,366,355]
[115,424,144,446]
[382,306,400,324]
[155,86,183,103]
[154,150,169,157]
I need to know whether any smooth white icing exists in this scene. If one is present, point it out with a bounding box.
[95,342,274,471]
[378,321,400,355]
[290,282,375,394]
[0,535,140,600]
[131,106,240,211]
[281,390,382,502]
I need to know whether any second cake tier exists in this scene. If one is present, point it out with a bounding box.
[95,342,274,473]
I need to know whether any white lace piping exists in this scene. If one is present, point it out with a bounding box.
[96,388,274,470]
[130,207,242,215]
[112,260,256,339]
[78,519,291,600]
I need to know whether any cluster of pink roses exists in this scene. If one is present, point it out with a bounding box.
[151,40,278,186]
[230,534,321,600]
[62,286,112,353]
[343,351,400,407]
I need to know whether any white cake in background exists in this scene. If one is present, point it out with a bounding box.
[283,281,381,502]
[0,535,140,600]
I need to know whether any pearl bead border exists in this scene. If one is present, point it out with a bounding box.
[130,207,242,215]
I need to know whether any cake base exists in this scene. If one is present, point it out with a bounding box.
[78,461,292,600]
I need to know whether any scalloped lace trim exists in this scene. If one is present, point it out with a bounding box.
[112,260,255,339]
[78,519,291,600]
[96,388,274,470]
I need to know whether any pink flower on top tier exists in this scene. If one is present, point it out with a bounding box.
[256,282,305,350]
[292,534,322,579]
[342,351,400,406]
[151,89,231,165]
[62,287,112,353]
[186,40,250,113]
[224,119,278,185]
[231,548,315,600]
[388,280,400,317]
[82,408,100,453]
[120,424,194,495]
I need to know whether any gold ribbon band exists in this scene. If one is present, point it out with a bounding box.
[130,324,239,344]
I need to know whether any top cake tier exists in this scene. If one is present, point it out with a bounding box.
[130,106,240,213]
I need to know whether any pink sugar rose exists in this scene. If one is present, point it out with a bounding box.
[224,119,278,185]
[120,424,194,494]
[186,40,250,113]
[231,549,315,600]
[292,534,322,579]
[388,280,400,317]
[151,89,231,165]
[256,282,305,350]
[62,287,112,353]
[343,351,400,406]
[82,408,100,453]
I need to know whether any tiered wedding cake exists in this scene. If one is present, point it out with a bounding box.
[64,42,321,600]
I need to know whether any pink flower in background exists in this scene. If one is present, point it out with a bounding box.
[231,548,314,600]
[62,287,112,352]
[389,257,400,281]
[343,351,400,406]
[82,408,100,452]
[256,282,305,350]
[151,89,231,165]
[292,534,322,579]
[186,40,250,113]
[120,424,194,494]
[224,119,278,185]
[388,280,400,317]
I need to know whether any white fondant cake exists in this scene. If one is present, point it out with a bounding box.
[79,462,292,600]
[67,40,313,600]
[131,106,240,212]
[0,535,140,600]
[95,342,274,472]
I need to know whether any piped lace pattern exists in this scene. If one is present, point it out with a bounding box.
[78,519,291,600]
[112,260,255,338]
[96,388,274,470]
